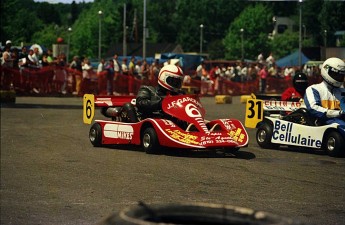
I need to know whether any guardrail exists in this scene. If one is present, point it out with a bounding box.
[1,65,322,96]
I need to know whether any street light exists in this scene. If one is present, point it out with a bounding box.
[302,24,306,40]
[324,29,327,47]
[123,4,127,56]
[200,24,204,54]
[298,0,302,67]
[143,0,147,59]
[98,10,103,61]
[240,28,244,61]
[67,27,72,63]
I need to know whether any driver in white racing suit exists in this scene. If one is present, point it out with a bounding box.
[304,57,345,126]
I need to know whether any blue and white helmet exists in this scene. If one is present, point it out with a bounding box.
[321,57,345,88]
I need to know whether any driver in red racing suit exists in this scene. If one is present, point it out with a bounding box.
[123,64,186,125]
[304,57,345,126]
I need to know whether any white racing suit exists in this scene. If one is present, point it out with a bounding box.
[304,81,345,126]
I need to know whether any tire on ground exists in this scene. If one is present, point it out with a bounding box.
[97,202,302,225]
[324,131,345,157]
[89,123,102,147]
[142,127,160,154]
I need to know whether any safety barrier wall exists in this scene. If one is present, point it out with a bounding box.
[1,65,322,96]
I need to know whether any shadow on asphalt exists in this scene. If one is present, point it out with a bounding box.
[0,103,82,109]
[102,145,256,159]
[270,145,329,156]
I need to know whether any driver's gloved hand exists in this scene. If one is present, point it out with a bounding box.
[326,109,344,118]
[150,96,162,110]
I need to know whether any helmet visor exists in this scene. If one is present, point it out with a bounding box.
[326,65,345,82]
[166,76,183,89]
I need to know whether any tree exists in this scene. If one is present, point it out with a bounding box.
[268,31,299,59]
[318,1,345,47]
[69,0,122,59]
[223,4,273,60]
[174,0,245,53]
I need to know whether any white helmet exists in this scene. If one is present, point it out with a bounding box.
[321,57,345,88]
[158,64,184,92]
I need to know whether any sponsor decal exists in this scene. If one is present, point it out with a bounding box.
[200,136,214,145]
[228,128,246,143]
[272,120,322,148]
[263,100,305,111]
[166,129,199,145]
[162,119,176,127]
[185,103,208,132]
[220,119,233,130]
[104,124,133,140]
[200,135,237,145]
[166,97,202,110]
[95,98,113,106]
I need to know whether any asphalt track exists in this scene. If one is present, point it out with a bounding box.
[1,96,345,225]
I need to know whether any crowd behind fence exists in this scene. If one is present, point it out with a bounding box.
[0,64,322,97]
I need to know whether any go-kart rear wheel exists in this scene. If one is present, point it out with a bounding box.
[324,131,345,157]
[89,123,102,147]
[256,123,279,149]
[142,127,160,154]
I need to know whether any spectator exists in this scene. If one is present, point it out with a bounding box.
[257,52,264,64]
[56,53,68,94]
[81,58,93,94]
[248,63,257,80]
[46,49,54,64]
[105,59,115,95]
[1,45,13,68]
[135,60,142,79]
[240,63,248,82]
[266,52,275,68]
[268,63,278,77]
[70,56,82,95]
[19,46,28,62]
[121,58,128,75]
[149,59,160,82]
[258,64,268,93]
[141,59,149,80]
[128,56,136,76]
[28,49,40,68]
[41,53,50,67]
[97,58,106,94]
[195,62,204,80]
[113,54,121,80]
[1,43,13,90]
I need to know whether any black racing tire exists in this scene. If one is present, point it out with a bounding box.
[142,127,160,154]
[324,131,345,157]
[97,202,302,225]
[256,122,279,149]
[89,123,102,147]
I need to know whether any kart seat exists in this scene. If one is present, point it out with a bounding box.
[282,108,319,126]
[123,102,139,123]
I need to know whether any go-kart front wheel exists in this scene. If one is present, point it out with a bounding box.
[89,123,103,147]
[256,123,279,149]
[324,131,345,157]
[142,127,160,154]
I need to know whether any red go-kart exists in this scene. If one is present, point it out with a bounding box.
[83,94,249,154]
